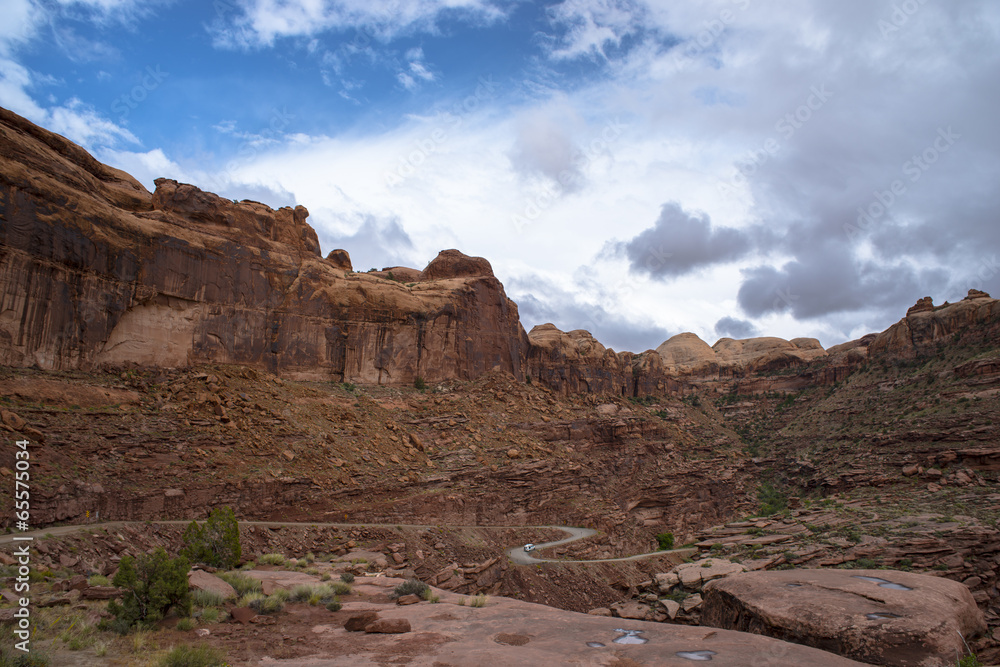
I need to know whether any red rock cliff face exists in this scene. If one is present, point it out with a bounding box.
[869,291,1000,358]
[0,108,526,384]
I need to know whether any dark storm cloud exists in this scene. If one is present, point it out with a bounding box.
[715,316,757,340]
[615,202,752,278]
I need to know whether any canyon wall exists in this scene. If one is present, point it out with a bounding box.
[0,108,526,385]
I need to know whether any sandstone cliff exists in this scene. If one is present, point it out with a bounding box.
[526,324,681,397]
[869,290,1000,358]
[0,108,525,384]
[656,332,828,377]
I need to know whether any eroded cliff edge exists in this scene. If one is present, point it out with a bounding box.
[0,108,527,384]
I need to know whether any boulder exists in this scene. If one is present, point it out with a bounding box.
[702,569,987,666]
[659,599,681,620]
[230,607,257,625]
[188,569,236,600]
[344,612,379,632]
[669,558,747,590]
[365,618,411,634]
[611,601,652,620]
[419,249,494,281]
[326,249,352,271]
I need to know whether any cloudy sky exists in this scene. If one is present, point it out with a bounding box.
[2,0,998,352]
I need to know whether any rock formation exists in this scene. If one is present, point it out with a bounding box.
[702,568,987,666]
[526,324,681,396]
[869,290,1000,358]
[0,108,526,385]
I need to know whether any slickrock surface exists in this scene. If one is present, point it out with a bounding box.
[254,579,867,667]
[702,569,986,667]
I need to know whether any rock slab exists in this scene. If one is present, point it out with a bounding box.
[702,569,987,667]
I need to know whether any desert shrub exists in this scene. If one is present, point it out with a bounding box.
[191,589,225,607]
[258,553,285,566]
[757,481,788,516]
[156,644,226,667]
[217,572,261,597]
[248,593,284,615]
[290,584,314,602]
[392,578,428,599]
[326,600,342,612]
[181,506,242,569]
[422,589,440,603]
[0,646,51,666]
[87,574,110,587]
[330,581,352,596]
[339,572,355,583]
[237,592,265,608]
[107,548,191,633]
[414,376,427,391]
[175,618,195,631]
[470,594,488,607]
[201,607,221,623]
[655,533,675,551]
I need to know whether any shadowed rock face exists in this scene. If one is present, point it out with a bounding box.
[526,324,682,397]
[0,108,526,384]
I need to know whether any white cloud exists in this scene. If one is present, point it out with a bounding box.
[212,0,510,49]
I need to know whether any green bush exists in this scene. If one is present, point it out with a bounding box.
[156,645,226,667]
[181,506,242,569]
[248,593,284,615]
[217,571,262,597]
[326,600,342,612]
[0,646,51,666]
[339,572,355,583]
[258,553,285,566]
[330,581,352,596]
[392,578,428,599]
[290,584,315,602]
[87,574,110,587]
[757,481,788,516]
[655,533,675,551]
[192,589,226,607]
[414,376,427,391]
[107,548,191,633]
[175,618,195,631]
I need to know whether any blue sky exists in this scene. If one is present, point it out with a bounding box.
[2,0,1000,353]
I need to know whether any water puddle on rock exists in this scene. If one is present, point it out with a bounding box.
[612,629,648,645]
[866,612,902,620]
[676,650,717,661]
[852,575,912,591]
[586,642,606,648]
[878,582,912,591]
[785,583,803,588]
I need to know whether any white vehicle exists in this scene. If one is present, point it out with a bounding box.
[523,543,535,552]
